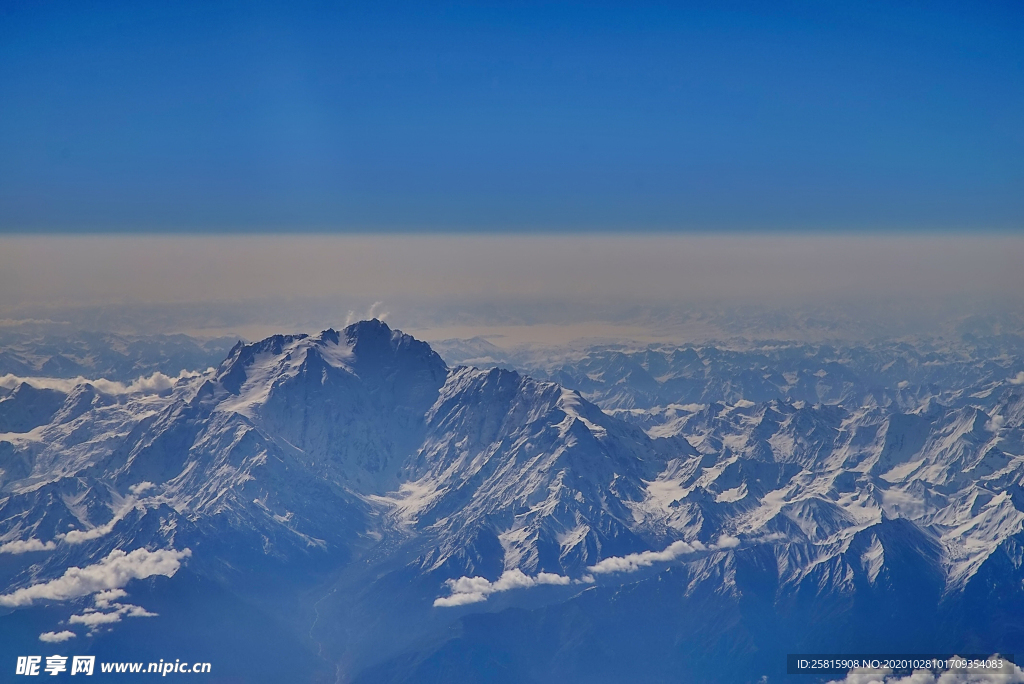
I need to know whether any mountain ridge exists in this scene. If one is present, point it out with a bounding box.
[1,320,1022,682]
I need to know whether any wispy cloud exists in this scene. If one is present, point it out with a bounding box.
[69,602,157,628]
[434,569,571,607]
[345,301,389,326]
[59,518,121,545]
[0,547,190,608]
[587,535,740,575]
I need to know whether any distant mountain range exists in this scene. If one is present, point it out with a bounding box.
[1,320,1022,683]
[0,329,235,382]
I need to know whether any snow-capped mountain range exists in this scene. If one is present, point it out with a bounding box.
[1,320,1022,683]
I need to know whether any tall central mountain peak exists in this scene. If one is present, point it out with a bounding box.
[82,321,683,579]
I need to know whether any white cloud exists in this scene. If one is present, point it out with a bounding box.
[588,541,700,574]
[433,591,487,608]
[129,482,156,496]
[123,604,157,617]
[435,536,743,606]
[434,569,571,608]
[0,547,191,608]
[0,370,201,397]
[1010,371,1024,385]
[126,372,192,393]
[0,538,56,554]
[68,604,157,627]
[58,499,141,545]
[718,535,741,548]
[69,610,124,627]
[587,535,740,575]
[93,588,127,609]
[825,658,1024,684]
[1,503,143,557]
[68,587,158,632]
[39,631,76,643]
[59,519,120,545]
[985,414,1005,432]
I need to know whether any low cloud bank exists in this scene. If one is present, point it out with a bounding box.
[0,547,191,607]
[434,569,571,607]
[435,536,741,607]
[587,535,740,575]
[0,370,201,397]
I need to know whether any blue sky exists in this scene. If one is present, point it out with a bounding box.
[1,0,1021,232]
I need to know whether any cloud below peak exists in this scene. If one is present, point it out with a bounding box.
[0,538,57,555]
[0,547,190,608]
[587,535,740,575]
[0,370,201,397]
[434,569,571,607]
[434,536,741,607]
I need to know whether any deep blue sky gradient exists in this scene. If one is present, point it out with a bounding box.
[1,1,1021,232]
